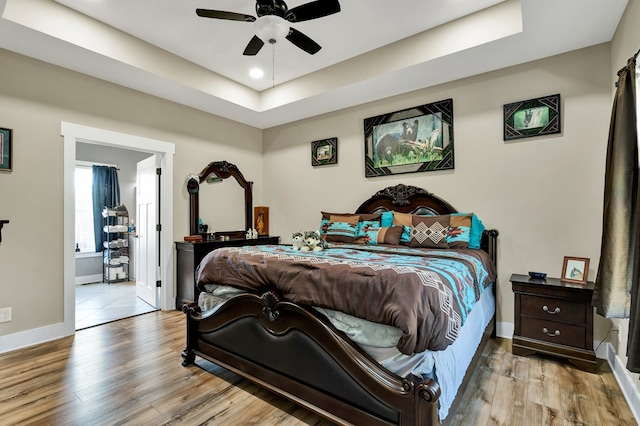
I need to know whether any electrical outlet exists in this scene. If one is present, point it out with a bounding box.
[0,307,11,323]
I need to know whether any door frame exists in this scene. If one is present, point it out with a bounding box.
[62,122,175,337]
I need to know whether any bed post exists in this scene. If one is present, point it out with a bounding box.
[181,303,200,366]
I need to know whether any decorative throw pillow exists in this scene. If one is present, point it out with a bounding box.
[392,211,414,243]
[355,220,381,239]
[452,212,485,249]
[366,226,403,245]
[447,214,472,248]
[409,215,450,248]
[380,211,394,227]
[324,214,360,243]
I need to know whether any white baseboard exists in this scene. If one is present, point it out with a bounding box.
[0,322,66,354]
[75,274,103,285]
[606,343,640,423]
[496,321,513,339]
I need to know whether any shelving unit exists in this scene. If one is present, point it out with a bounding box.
[103,205,130,284]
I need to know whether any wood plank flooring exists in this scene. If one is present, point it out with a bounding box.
[0,310,635,425]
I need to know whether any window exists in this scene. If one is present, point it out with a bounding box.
[75,165,95,253]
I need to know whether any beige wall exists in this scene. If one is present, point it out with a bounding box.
[263,43,612,337]
[0,48,263,337]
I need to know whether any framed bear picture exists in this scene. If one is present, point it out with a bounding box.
[364,99,454,178]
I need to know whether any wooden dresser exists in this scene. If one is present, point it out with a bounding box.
[175,236,280,309]
[510,273,596,372]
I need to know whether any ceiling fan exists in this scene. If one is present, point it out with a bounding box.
[196,0,341,56]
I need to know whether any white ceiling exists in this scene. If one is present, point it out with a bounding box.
[0,0,629,129]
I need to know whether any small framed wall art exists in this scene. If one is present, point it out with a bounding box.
[254,206,269,236]
[0,127,12,172]
[503,94,561,141]
[561,256,590,285]
[311,137,338,166]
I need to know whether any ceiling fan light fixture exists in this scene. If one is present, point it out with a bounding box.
[254,15,289,44]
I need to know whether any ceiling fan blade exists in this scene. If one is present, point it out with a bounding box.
[243,35,265,56]
[286,28,321,55]
[285,0,341,23]
[196,9,256,22]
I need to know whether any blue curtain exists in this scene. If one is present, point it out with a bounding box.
[92,166,120,252]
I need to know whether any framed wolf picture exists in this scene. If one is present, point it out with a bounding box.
[364,99,454,177]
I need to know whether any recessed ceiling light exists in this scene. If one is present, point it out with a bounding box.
[249,68,264,79]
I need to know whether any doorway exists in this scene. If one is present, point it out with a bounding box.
[74,144,158,329]
[62,122,175,337]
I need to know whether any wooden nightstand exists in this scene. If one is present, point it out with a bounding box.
[510,273,596,373]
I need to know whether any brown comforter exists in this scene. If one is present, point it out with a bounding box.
[196,244,496,354]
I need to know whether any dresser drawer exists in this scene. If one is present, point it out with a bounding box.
[520,294,586,324]
[520,317,587,348]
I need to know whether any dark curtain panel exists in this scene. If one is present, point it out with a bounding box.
[593,55,639,372]
[92,166,121,252]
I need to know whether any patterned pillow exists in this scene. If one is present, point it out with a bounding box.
[366,226,403,245]
[355,220,381,239]
[451,212,485,249]
[409,215,450,248]
[447,214,472,248]
[321,212,382,243]
[324,214,360,243]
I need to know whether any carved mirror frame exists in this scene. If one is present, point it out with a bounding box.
[188,161,253,238]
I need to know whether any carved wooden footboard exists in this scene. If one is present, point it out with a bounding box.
[182,292,441,426]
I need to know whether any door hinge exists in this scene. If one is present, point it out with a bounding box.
[156,224,161,232]
[156,167,161,175]
[156,280,161,288]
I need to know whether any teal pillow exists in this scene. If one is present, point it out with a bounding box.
[381,211,394,227]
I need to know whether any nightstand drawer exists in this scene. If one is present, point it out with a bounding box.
[520,317,587,348]
[520,294,586,324]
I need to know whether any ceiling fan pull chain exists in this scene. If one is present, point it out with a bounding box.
[272,43,276,88]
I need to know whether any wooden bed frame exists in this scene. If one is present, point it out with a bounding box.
[182,184,499,426]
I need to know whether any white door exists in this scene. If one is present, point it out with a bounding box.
[136,155,159,307]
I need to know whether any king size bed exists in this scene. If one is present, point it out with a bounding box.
[181,184,499,426]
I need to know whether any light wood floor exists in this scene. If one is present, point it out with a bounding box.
[0,310,635,425]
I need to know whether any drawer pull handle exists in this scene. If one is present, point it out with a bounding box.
[542,305,560,314]
[542,327,560,337]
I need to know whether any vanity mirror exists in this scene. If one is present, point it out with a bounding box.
[188,161,253,239]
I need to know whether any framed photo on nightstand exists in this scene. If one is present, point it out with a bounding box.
[561,256,590,285]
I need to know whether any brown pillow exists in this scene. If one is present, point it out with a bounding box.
[374,226,403,245]
[409,215,450,248]
[321,212,381,222]
[392,211,413,227]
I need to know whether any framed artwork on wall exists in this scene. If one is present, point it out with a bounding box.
[503,94,561,141]
[0,127,12,172]
[311,137,338,166]
[254,206,269,236]
[364,98,454,178]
